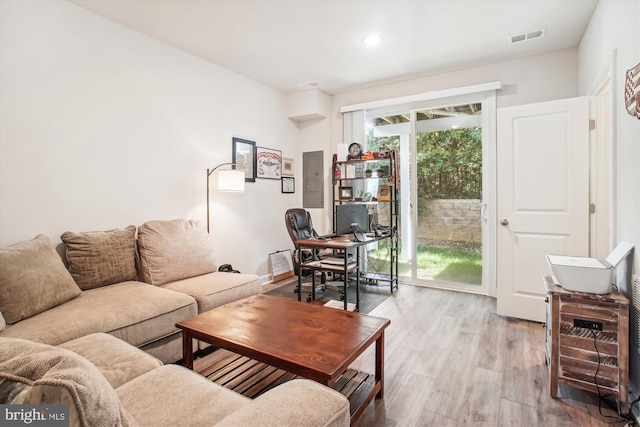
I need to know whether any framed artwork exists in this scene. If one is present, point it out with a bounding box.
[282,157,294,176]
[339,186,353,200]
[256,146,282,179]
[377,184,391,201]
[232,137,256,182]
[281,177,295,193]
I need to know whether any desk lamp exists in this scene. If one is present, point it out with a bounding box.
[206,163,245,233]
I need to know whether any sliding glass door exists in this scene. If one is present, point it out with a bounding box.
[365,95,493,295]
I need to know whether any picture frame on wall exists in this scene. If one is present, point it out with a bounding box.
[232,137,256,182]
[281,177,295,193]
[282,157,294,176]
[256,146,282,179]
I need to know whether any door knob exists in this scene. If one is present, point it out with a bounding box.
[500,218,509,226]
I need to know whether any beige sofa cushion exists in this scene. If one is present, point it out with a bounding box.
[117,364,249,427]
[216,379,350,427]
[0,235,81,324]
[0,337,136,427]
[137,219,217,286]
[0,281,197,351]
[59,333,163,389]
[162,271,262,313]
[61,226,138,290]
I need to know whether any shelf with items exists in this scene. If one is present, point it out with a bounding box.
[333,158,397,186]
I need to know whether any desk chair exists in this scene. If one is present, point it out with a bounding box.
[284,208,340,299]
[285,208,325,275]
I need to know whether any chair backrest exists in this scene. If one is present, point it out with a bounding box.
[285,208,318,243]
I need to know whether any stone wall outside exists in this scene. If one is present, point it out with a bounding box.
[418,199,482,244]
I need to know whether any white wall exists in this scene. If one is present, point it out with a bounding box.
[0,0,301,279]
[578,0,640,401]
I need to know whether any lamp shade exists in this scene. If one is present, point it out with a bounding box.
[216,169,245,192]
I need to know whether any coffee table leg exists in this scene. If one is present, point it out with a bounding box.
[182,331,194,370]
[376,331,385,398]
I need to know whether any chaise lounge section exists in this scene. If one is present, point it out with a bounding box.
[0,333,350,427]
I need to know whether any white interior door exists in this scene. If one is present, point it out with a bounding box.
[496,97,590,322]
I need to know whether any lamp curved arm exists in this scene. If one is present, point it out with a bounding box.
[207,162,237,177]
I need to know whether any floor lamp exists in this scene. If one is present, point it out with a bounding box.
[206,163,245,233]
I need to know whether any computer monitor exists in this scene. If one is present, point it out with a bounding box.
[335,204,369,235]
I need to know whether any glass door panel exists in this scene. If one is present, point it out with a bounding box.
[414,103,483,287]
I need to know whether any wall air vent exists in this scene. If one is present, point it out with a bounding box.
[508,27,546,44]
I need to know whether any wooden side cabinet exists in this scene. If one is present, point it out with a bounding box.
[543,275,630,415]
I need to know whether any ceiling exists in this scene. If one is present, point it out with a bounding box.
[69,0,599,95]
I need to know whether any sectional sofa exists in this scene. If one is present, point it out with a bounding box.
[0,218,262,363]
[0,219,351,426]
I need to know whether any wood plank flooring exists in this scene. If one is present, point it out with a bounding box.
[347,284,631,427]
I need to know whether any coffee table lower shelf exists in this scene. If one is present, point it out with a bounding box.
[193,348,375,420]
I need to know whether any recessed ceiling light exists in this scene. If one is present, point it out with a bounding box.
[363,34,383,47]
[297,81,320,89]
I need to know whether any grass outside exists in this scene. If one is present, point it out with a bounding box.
[367,240,482,285]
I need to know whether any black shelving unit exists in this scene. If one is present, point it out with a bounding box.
[331,151,399,293]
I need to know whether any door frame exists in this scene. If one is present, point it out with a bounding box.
[588,52,617,258]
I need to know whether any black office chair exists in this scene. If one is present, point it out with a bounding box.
[285,208,325,276]
[285,208,349,301]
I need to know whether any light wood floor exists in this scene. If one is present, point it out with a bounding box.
[349,284,631,427]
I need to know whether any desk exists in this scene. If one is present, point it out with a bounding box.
[295,234,390,311]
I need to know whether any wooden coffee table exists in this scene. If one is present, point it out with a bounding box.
[176,294,390,424]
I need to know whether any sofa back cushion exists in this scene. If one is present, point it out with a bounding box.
[0,337,136,427]
[137,219,217,286]
[61,226,138,290]
[0,235,82,325]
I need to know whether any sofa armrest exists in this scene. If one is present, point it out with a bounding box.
[216,379,350,427]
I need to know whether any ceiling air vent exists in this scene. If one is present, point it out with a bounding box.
[508,27,546,44]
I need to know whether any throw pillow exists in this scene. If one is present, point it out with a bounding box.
[61,226,138,290]
[0,235,82,325]
[0,337,136,427]
[137,219,217,286]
